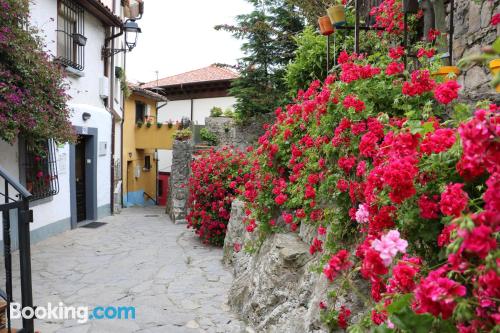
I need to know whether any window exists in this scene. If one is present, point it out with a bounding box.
[144,156,151,171]
[21,140,60,201]
[135,101,145,123]
[56,0,85,71]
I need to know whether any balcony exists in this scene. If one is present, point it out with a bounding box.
[134,125,176,150]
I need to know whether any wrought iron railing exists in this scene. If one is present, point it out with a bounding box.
[0,165,34,333]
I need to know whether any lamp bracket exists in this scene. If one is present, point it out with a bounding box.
[101,47,127,59]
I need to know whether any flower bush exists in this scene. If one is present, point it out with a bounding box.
[187,148,250,246]
[235,38,499,333]
[0,0,74,145]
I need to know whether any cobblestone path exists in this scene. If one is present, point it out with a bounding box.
[5,207,246,332]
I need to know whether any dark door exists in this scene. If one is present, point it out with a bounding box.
[75,136,87,222]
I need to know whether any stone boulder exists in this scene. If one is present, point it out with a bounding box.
[223,200,369,333]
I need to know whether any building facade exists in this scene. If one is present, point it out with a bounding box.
[141,65,238,173]
[122,85,172,207]
[0,0,141,248]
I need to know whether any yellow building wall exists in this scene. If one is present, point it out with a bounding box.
[122,93,168,206]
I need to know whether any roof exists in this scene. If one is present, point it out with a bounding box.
[129,84,169,102]
[141,65,238,89]
[78,0,123,27]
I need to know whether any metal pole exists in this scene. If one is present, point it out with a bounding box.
[3,182,12,332]
[333,33,337,66]
[18,199,34,333]
[326,34,330,73]
[403,12,408,69]
[448,0,454,66]
[354,0,360,53]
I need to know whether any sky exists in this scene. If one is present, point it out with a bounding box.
[126,0,253,84]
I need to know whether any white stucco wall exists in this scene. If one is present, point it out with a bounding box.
[0,0,114,239]
[158,150,173,174]
[158,96,236,125]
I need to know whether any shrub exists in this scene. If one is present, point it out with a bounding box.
[0,0,74,146]
[187,148,249,245]
[239,42,499,333]
[174,128,191,141]
[200,128,218,146]
[210,107,223,117]
[223,108,235,118]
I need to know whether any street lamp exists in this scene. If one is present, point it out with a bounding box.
[102,19,142,58]
[124,20,142,51]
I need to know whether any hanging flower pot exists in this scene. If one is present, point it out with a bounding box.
[318,16,334,36]
[432,66,460,82]
[489,59,500,93]
[327,5,346,27]
[402,0,419,14]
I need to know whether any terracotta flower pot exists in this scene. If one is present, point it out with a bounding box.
[489,59,500,93]
[327,5,346,27]
[318,16,334,36]
[432,66,460,82]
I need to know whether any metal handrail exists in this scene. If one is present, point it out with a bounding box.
[0,166,31,200]
[0,165,34,333]
[143,191,157,205]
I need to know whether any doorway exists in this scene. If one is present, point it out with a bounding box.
[75,136,87,222]
[70,126,98,229]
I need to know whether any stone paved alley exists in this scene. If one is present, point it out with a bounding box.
[4,207,246,333]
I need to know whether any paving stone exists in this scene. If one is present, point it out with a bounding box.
[0,206,246,332]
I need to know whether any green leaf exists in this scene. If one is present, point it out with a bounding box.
[435,319,458,333]
[386,294,413,314]
[390,308,434,333]
[370,325,394,333]
[493,37,500,54]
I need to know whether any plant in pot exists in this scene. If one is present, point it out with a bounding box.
[327,1,346,27]
[72,33,87,46]
[167,120,173,129]
[318,15,334,36]
[156,122,163,128]
[136,121,143,128]
[146,121,152,128]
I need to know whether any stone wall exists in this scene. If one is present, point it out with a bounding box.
[166,139,192,224]
[205,113,274,149]
[223,200,368,333]
[453,0,499,102]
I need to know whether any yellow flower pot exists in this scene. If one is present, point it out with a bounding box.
[432,66,460,82]
[489,59,500,93]
[327,5,346,27]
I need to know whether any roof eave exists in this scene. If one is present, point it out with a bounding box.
[78,0,123,27]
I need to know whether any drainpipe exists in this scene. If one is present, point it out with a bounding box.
[121,43,127,208]
[109,23,116,216]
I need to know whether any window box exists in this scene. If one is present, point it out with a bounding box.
[72,33,87,46]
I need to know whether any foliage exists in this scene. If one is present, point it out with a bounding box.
[233,9,500,332]
[210,106,223,117]
[156,122,163,128]
[0,0,74,146]
[118,68,131,98]
[200,128,218,146]
[223,108,235,118]
[285,26,330,95]
[216,0,305,120]
[187,148,250,245]
[174,128,192,141]
[136,121,143,128]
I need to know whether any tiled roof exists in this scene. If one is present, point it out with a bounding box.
[129,84,169,102]
[79,0,123,27]
[141,65,238,89]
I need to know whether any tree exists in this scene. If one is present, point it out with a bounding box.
[216,0,304,119]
